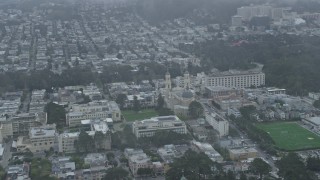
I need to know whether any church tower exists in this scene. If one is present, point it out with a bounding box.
[165,71,172,90]
[184,71,190,89]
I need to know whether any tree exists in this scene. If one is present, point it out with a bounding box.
[133,95,140,112]
[0,166,5,180]
[239,173,247,180]
[249,158,271,180]
[94,131,106,150]
[137,168,153,177]
[188,101,204,119]
[107,152,115,161]
[116,53,123,59]
[276,153,312,180]
[103,167,129,180]
[44,102,66,130]
[306,157,320,171]
[313,100,320,109]
[77,130,95,152]
[156,93,164,110]
[71,156,86,170]
[116,94,127,109]
[30,158,52,180]
[165,150,221,180]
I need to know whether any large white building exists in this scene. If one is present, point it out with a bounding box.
[237,5,272,20]
[66,100,121,127]
[205,112,229,137]
[205,70,265,89]
[15,124,57,153]
[132,116,187,138]
[29,125,56,153]
[58,132,80,154]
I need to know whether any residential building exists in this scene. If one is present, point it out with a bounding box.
[124,148,153,176]
[232,15,243,26]
[191,141,223,162]
[132,116,187,138]
[7,163,30,180]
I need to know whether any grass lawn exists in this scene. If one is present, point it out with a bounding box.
[257,122,320,151]
[122,109,158,121]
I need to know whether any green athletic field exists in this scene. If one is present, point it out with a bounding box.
[122,109,158,121]
[257,122,320,151]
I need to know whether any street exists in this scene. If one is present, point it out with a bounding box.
[0,141,13,169]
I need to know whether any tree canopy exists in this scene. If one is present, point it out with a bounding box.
[276,153,312,180]
[249,158,271,180]
[165,150,221,180]
[103,167,129,180]
[44,102,66,130]
[188,101,204,119]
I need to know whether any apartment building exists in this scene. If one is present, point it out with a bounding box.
[132,116,187,138]
[124,148,152,176]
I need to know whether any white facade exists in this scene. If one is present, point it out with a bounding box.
[205,72,265,89]
[132,116,187,138]
[29,125,56,153]
[124,148,152,176]
[232,15,243,27]
[58,132,79,153]
[205,113,229,137]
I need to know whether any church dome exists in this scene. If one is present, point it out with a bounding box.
[181,90,194,99]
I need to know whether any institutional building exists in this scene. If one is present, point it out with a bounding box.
[229,147,258,160]
[58,119,111,153]
[0,112,47,142]
[29,125,56,153]
[15,124,57,153]
[205,112,229,137]
[58,132,80,154]
[205,70,265,89]
[66,100,121,127]
[132,116,187,138]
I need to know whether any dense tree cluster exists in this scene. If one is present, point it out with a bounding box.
[44,102,66,131]
[103,167,129,180]
[0,67,95,95]
[190,34,320,95]
[231,106,276,155]
[166,150,244,180]
[30,158,54,180]
[249,158,271,180]
[188,101,204,119]
[313,100,320,109]
[276,153,314,180]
